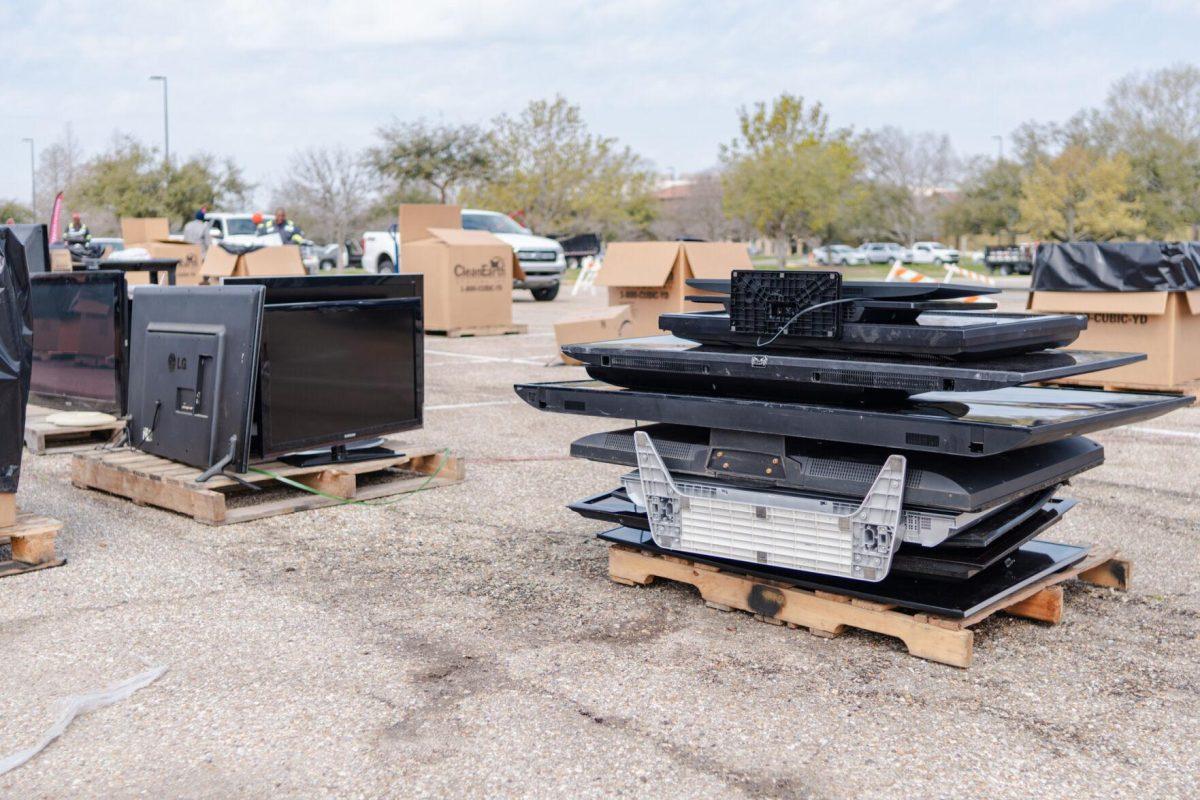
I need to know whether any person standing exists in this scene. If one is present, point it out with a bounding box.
[256,208,304,243]
[64,212,90,242]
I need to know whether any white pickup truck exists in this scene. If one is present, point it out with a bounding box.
[360,209,566,301]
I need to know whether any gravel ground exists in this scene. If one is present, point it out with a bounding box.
[1,283,1197,799]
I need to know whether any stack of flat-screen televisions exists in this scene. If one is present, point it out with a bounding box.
[20,222,425,478]
[516,270,1192,617]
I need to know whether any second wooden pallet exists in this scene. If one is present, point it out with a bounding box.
[71,443,464,525]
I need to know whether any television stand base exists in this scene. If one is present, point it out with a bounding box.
[279,443,401,469]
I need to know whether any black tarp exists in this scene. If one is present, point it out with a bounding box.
[1032,242,1200,292]
[0,227,36,492]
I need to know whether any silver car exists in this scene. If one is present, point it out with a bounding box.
[815,244,867,266]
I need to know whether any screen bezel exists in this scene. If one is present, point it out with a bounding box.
[29,270,128,414]
[255,296,424,459]
[222,273,422,304]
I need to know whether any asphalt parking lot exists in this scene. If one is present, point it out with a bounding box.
[1,285,1198,799]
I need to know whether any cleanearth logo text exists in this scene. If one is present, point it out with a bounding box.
[454,257,506,279]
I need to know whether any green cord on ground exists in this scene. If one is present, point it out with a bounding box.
[246,448,452,507]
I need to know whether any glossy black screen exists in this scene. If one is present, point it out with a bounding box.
[29,271,125,413]
[258,298,422,456]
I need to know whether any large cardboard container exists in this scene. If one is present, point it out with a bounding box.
[554,304,633,365]
[199,245,306,282]
[597,241,752,337]
[1029,290,1200,389]
[399,204,516,332]
[120,217,170,244]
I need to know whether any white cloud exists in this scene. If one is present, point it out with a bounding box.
[2,0,1199,210]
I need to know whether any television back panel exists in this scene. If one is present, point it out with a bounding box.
[128,286,264,472]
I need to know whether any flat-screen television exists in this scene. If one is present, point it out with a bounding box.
[127,286,266,473]
[6,224,49,274]
[223,274,421,304]
[253,296,424,463]
[29,270,128,413]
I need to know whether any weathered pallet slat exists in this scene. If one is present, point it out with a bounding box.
[23,406,126,455]
[71,442,465,526]
[0,495,66,578]
[426,323,528,338]
[607,543,1128,669]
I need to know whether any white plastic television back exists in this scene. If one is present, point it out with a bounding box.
[632,431,907,582]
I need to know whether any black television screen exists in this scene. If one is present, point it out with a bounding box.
[223,274,421,304]
[256,297,423,458]
[29,271,127,413]
[5,224,49,274]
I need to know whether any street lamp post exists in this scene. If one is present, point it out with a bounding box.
[149,75,169,164]
[21,137,34,216]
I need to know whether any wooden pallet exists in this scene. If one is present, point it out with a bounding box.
[608,544,1129,668]
[24,406,126,455]
[70,443,465,526]
[426,323,528,338]
[0,495,65,578]
[1046,378,1200,399]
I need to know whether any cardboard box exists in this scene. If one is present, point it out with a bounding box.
[1029,290,1200,389]
[199,245,306,282]
[120,217,170,244]
[554,304,634,365]
[597,241,752,337]
[399,204,516,331]
[142,241,203,285]
[49,248,72,272]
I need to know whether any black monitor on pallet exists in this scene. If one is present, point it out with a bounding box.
[30,271,128,414]
[252,297,424,466]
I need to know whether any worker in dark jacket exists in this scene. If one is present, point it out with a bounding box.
[64,213,91,242]
[256,208,304,243]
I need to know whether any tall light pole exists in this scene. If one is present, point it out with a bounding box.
[21,137,35,216]
[149,75,169,164]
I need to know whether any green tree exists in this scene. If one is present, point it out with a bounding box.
[1096,64,1200,238]
[0,199,33,223]
[75,135,250,229]
[1018,146,1143,241]
[720,94,860,265]
[463,95,656,238]
[368,120,491,204]
[940,157,1024,240]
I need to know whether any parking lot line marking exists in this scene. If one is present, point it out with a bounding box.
[426,399,524,411]
[426,349,545,365]
[1123,426,1200,440]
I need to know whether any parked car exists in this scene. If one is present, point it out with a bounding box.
[860,242,906,264]
[462,209,566,301]
[204,212,260,246]
[345,237,363,270]
[984,244,1036,275]
[814,244,866,266]
[904,241,960,265]
[361,229,399,273]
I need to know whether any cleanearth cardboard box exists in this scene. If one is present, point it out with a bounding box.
[554,304,633,365]
[199,245,306,282]
[398,204,517,332]
[119,217,203,285]
[597,241,752,337]
[1030,290,1200,389]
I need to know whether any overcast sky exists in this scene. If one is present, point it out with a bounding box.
[3,0,1199,209]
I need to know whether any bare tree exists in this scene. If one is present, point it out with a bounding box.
[651,171,738,241]
[35,124,85,220]
[857,127,958,242]
[274,146,375,264]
